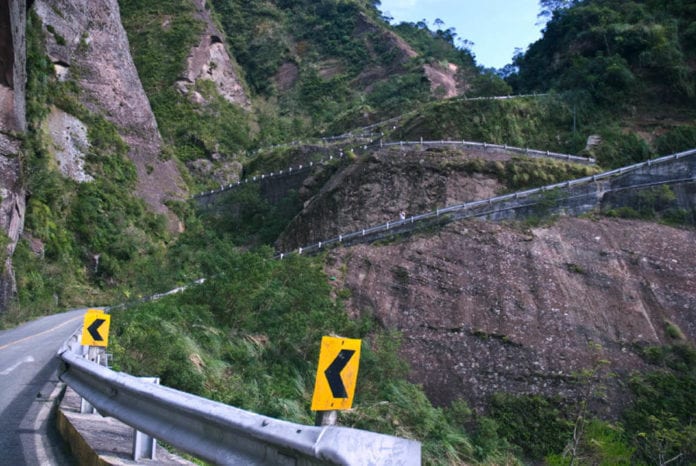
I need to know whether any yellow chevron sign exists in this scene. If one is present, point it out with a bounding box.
[311,336,361,411]
[81,309,110,347]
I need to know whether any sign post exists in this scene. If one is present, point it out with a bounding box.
[311,336,361,425]
[80,309,111,414]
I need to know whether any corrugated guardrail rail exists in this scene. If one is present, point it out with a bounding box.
[57,329,421,465]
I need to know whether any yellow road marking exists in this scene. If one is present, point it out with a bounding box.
[0,315,82,351]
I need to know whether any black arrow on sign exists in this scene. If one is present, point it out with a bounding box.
[324,349,355,398]
[88,318,106,341]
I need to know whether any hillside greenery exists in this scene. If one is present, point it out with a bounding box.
[118,0,252,168]
[510,0,696,104]
[3,1,696,465]
[207,0,507,139]
[109,248,516,465]
[502,0,696,169]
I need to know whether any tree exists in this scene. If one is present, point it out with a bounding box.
[539,0,578,19]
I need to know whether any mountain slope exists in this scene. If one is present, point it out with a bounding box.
[326,217,696,410]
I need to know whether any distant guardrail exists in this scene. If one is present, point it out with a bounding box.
[379,139,594,165]
[275,148,696,258]
[192,139,591,199]
[58,328,421,465]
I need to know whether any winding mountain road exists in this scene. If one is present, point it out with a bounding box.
[0,309,85,465]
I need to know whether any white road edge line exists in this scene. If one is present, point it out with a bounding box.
[0,355,35,375]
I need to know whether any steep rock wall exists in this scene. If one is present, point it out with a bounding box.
[0,0,26,311]
[34,0,187,229]
[326,217,696,413]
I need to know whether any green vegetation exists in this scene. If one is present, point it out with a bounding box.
[208,0,505,139]
[488,393,573,458]
[5,12,172,324]
[604,184,694,226]
[119,0,251,177]
[506,0,696,169]
[439,154,600,190]
[625,344,696,465]
[655,126,696,155]
[110,251,479,465]
[394,96,589,155]
[511,0,696,104]
[198,184,303,247]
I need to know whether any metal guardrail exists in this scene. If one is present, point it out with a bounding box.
[276,148,696,258]
[379,139,595,164]
[192,139,591,199]
[57,329,421,465]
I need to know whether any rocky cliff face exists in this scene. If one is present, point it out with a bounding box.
[276,148,514,251]
[34,0,187,229]
[0,0,26,311]
[176,0,249,109]
[277,146,695,412]
[326,217,696,413]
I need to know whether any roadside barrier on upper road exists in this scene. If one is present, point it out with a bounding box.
[192,139,592,200]
[275,148,695,258]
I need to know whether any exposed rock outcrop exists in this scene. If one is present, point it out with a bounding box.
[276,148,512,251]
[424,62,462,99]
[34,0,187,229]
[0,0,26,134]
[177,0,249,109]
[326,217,696,413]
[0,0,26,311]
[45,107,93,183]
[354,11,418,65]
[187,157,242,187]
[0,153,25,311]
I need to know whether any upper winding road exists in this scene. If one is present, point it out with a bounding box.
[0,309,85,465]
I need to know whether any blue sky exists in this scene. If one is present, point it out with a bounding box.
[378,0,545,69]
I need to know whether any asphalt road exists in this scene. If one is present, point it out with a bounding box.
[0,309,86,465]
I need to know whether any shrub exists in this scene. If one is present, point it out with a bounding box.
[488,393,573,460]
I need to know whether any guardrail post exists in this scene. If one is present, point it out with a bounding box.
[133,377,160,461]
[80,346,106,414]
